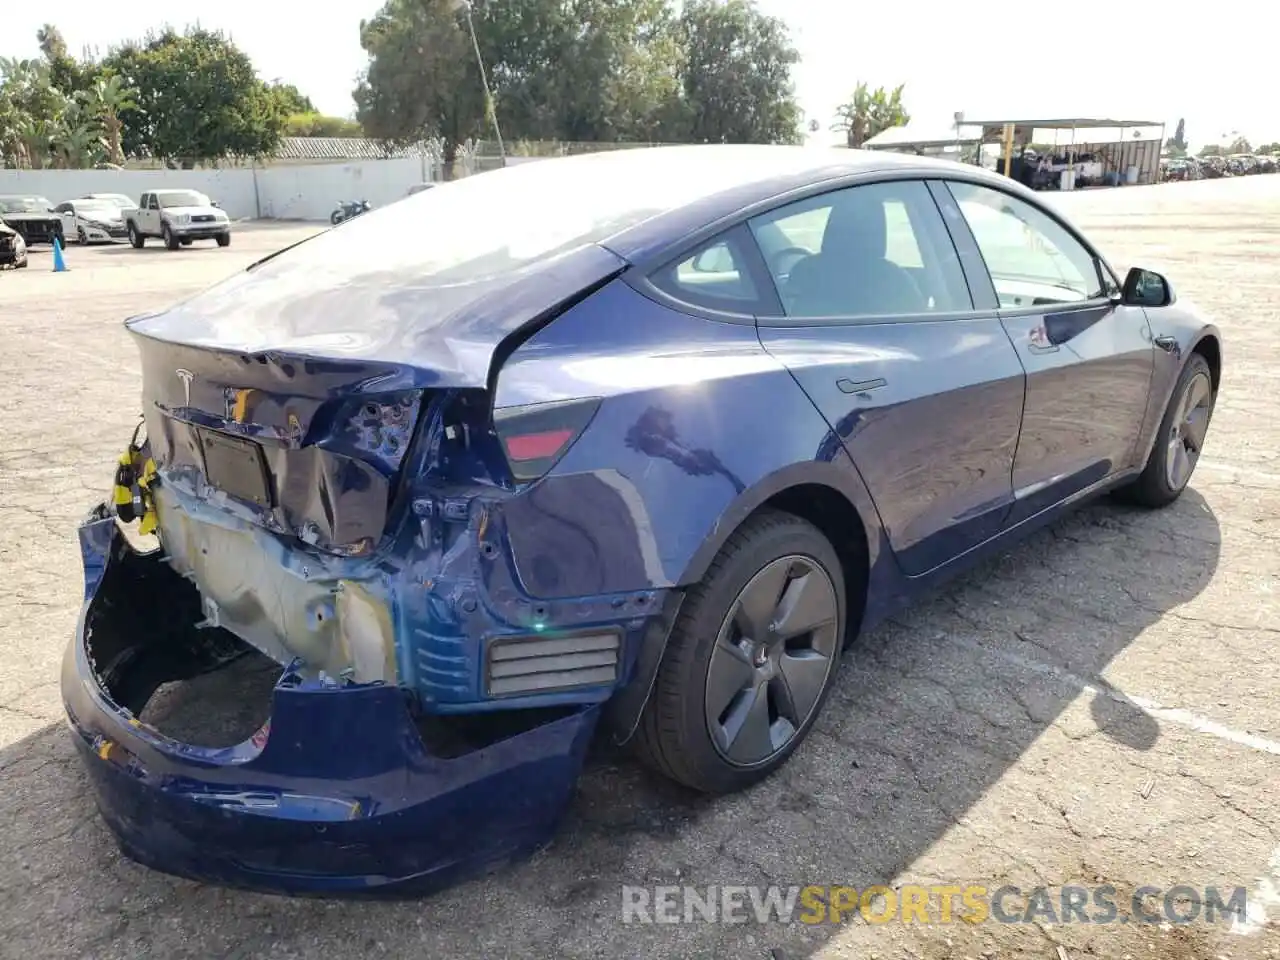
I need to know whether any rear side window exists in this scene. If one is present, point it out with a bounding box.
[649,224,764,314]
[748,180,972,319]
[946,181,1103,307]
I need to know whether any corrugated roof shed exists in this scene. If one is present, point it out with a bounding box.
[272,137,426,161]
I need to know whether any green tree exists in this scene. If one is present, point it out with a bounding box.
[675,0,801,144]
[1226,135,1253,154]
[1198,144,1224,158]
[285,112,365,137]
[1166,117,1187,156]
[82,73,137,165]
[52,98,106,167]
[103,28,288,166]
[832,82,909,149]
[37,24,93,98]
[269,82,315,114]
[354,0,485,174]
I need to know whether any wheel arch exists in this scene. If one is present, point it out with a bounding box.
[1190,331,1222,396]
[606,461,883,744]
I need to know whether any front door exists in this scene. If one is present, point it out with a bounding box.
[749,178,1027,576]
[939,180,1155,523]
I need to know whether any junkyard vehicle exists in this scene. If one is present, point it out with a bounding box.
[65,145,1223,896]
[0,195,64,246]
[55,198,129,244]
[331,198,372,224]
[79,192,138,211]
[125,190,231,250]
[0,221,27,268]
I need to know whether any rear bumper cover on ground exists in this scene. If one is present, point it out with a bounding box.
[62,515,600,895]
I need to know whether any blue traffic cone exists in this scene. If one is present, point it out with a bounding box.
[52,236,68,272]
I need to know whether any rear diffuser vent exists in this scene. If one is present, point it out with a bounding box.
[485,630,621,697]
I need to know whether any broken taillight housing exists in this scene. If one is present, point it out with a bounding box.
[493,398,601,482]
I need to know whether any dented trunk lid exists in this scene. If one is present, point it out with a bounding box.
[129,239,625,555]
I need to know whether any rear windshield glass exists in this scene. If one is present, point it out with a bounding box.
[157,191,209,208]
[0,197,52,213]
[244,146,840,286]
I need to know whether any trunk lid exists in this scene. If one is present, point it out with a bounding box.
[130,240,625,555]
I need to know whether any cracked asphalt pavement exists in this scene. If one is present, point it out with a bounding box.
[1,178,1278,960]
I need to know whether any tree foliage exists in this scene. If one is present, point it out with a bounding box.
[1,24,315,168]
[1166,117,1187,155]
[353,0,803,153]
[832,82,910,149]
[102,29,289,166]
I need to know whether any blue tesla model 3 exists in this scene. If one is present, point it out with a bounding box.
[63,145,1221,895]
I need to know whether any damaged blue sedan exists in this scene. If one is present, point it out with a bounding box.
[64,145,1222,895]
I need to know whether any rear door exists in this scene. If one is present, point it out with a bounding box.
[937,180,1154,523]
[749,178,1027,576]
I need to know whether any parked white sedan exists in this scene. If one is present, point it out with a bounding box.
[55,198,129,244]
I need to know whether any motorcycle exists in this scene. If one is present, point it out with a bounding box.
[330,199,372,226]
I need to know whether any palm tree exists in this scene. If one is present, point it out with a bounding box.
[832,82,910,149]
[53,101,106,168]
[83,74,137,165]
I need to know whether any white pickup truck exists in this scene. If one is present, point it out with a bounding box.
[125,189,232,250]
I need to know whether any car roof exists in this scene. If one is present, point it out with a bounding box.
[537,144,1037,262]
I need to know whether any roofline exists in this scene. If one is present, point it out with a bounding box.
[959,118,1164,130]
[864,138,983,149]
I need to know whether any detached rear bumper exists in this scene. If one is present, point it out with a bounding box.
[62,515,598,895]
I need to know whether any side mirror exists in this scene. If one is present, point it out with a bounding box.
[1122,267,1172,308]
[692,245,732,273]
[211,201,220,208]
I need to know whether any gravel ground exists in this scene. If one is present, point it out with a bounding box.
[0,179,1277,960]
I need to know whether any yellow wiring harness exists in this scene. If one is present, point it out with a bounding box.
[112,419,158,536]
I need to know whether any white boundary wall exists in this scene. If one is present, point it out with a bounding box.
[0,155,438,221]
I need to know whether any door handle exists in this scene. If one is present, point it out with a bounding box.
[836,377,887,395]
[1028,342,1060,354]
[1154,335,1178,353]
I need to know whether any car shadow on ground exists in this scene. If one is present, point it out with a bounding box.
[0,490,1221,958]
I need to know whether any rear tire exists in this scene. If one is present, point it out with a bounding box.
[1117,353,1214,508]
[128,223,144,249]
[634,509,845,794]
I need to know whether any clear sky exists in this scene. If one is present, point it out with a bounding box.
[6,1,1274,149]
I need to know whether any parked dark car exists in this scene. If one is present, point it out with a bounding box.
[0,220,28,268]
[0,195,63,245]
[64,145,1223,897]
[1198,156,1227,178]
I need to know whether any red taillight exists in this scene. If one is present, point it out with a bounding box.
[493,398,601,482]
[503,428,575,462]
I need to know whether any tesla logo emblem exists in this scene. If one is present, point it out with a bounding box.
[175,369,194,407]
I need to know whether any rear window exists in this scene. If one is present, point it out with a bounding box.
[157,191,209,208]
[0,197,52,213]
[245,147,837,288]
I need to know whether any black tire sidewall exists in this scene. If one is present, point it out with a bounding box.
[1138,353,1214,502]
[653,513,846,793]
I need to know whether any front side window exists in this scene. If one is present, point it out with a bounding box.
[748,180,972,319]
[947,181,1103,307]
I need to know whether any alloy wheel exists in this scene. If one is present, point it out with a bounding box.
[1165,372,1212,491]
[703,555,840,767]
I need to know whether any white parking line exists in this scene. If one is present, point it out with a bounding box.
[947,635,1280,758]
